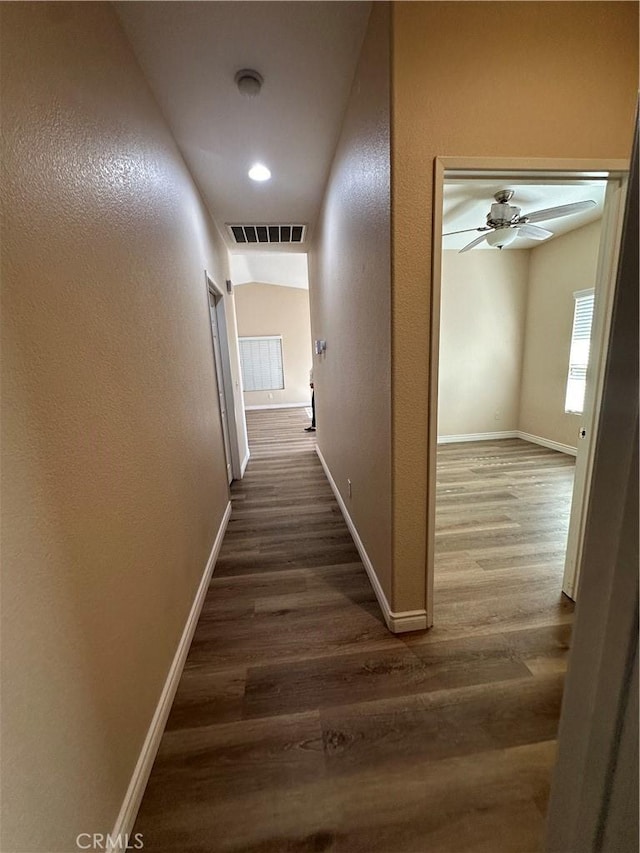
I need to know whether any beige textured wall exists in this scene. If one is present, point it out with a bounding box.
[0,4,237,850]
[308,3,392,599]
[392,1,638,613]
[234,283,312,408]
[519,221,603,448]
[439,250,529,436]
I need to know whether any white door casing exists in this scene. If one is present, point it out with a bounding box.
[208,286,233,484]
[562,179,627,599]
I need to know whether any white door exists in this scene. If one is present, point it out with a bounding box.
[562,179,627,599]
[208,289,233,484]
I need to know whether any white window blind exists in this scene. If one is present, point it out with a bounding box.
[239,336,284,392]
[565,289,595,415]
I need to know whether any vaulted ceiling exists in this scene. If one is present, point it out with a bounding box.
[116,4,606,281]
[443,180,606,251]
[116,2,371,256]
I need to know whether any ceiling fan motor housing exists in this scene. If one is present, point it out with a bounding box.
[488,202,521,228]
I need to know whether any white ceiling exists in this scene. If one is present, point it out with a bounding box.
[115,7,606,271]
[230,252,309,289]
[115,2,371,257]
[443,181,606,251]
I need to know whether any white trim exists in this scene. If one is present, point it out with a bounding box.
[437,430,518,444]
[205,273,243,481]
[516,431,577,457]
[562,177,627,599]
[107,502,232,852]
[438,157,628,175]
[436,429,577,456]
[315,446,428,634]
[244,402,310,410]
[385,609,430,633]
[240,449,250,477]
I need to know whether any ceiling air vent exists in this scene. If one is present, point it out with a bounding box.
[227,224,307,245]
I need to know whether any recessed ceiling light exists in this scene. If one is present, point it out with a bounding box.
[248,163,271,182]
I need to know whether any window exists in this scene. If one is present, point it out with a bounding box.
[238,335,284,392]
[565,289,595,415]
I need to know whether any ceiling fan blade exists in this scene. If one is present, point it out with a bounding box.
[459,233,490,253]
[443,226,490,237]
[522,199,597,224]
[516,224,553,240]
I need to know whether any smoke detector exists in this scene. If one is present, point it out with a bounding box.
[235,69,263,97]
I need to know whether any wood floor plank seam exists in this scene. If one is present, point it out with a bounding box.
[134,409,575,852]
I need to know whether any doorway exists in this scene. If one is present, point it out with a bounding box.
[206,276,239,484]
[428,159,628,625]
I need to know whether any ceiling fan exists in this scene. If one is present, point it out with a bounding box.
[443,189,597,253]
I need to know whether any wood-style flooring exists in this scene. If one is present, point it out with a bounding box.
[134,409,575,853]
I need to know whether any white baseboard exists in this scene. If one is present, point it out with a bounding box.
[315,446,427,634]
[240,449,250,477]
[244,402,310,411]
[108,501,232,851]
[517,430,577,456]
[437,430,518,444]
[437,429,577,457]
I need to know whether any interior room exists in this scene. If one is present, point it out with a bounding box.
[229,251,313,412]
[436,179,606,610]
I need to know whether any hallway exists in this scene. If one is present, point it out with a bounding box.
[133,409,573,852]
[2,4,636,849]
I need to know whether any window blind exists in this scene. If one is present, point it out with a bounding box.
[238,336,284,392]
[565,290,595,414]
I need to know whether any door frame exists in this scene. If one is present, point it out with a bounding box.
[205,273,242,481]
[546,116,638,851]
[561,179,627,598]
[427,157,628,624]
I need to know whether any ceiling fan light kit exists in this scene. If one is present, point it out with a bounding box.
[486,227,518,249]
[443,189,597,253]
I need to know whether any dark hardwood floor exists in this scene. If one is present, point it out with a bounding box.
[133,409,575,852]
